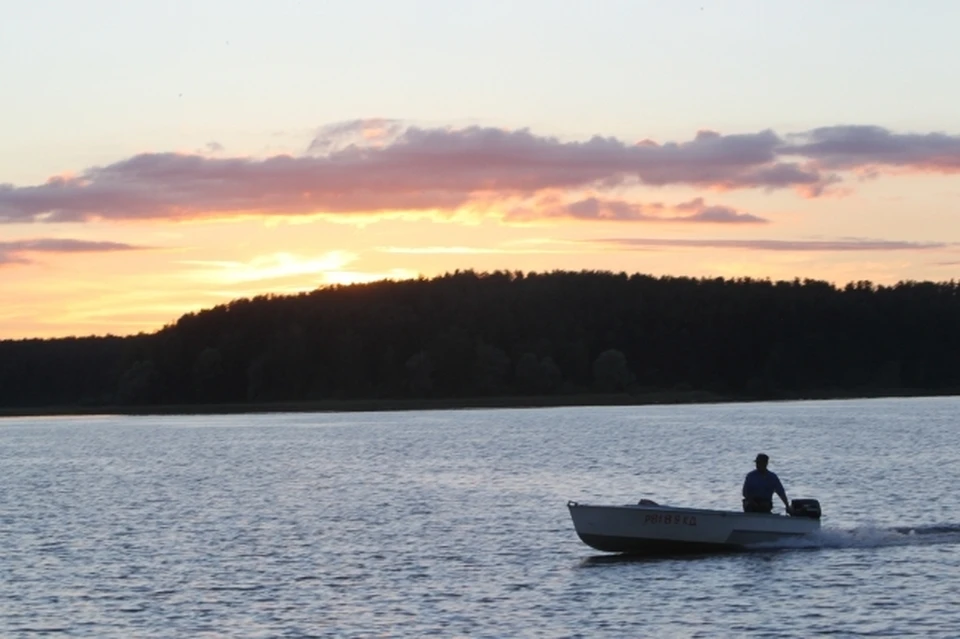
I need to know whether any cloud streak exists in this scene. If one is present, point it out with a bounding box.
[591,238,950,252]
[1,122,958,226]
[507,196,768,223]
[0,238,145,266]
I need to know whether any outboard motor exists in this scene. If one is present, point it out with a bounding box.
[789,499,822,520]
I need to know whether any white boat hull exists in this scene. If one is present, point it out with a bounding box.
[568,501,820,554]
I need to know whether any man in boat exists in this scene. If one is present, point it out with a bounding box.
[742,453,791,514]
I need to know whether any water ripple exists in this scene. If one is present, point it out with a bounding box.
[1,398,959,637]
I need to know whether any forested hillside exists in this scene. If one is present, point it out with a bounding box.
[2,270,959,410]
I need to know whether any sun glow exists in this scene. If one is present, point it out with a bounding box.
[181,251,359,285]
[320,268,420,286]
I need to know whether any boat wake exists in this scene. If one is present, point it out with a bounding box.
[579,524,960,565]
[751,523,960,551]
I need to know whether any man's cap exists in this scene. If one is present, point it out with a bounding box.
[755,453,769,463]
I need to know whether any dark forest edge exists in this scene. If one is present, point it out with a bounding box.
[3,269,960,416]
[2,387,957,419]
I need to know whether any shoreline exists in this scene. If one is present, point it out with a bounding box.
[1,388,954,418]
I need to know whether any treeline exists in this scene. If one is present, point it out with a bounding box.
[2,270,960,410]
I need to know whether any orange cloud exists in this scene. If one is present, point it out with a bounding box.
[590,237,949,252]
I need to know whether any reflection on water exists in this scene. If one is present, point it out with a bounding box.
[1,397,959,637]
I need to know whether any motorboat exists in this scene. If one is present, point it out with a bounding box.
[567,498,821,554]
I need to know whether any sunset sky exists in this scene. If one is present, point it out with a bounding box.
[3,0,960,339]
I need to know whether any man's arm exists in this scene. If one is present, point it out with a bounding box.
[774,476,789,507]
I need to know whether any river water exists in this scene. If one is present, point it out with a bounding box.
[2,397,959,637]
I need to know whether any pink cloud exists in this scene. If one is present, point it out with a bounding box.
[507,196,767,224]
[2,122,957,226]
[306,118,405,154]
[0,238,145,266]
[0,124,831,224]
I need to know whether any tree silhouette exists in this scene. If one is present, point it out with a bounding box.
[3,270,960,411]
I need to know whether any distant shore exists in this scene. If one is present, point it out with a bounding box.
[1,388,954,419]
